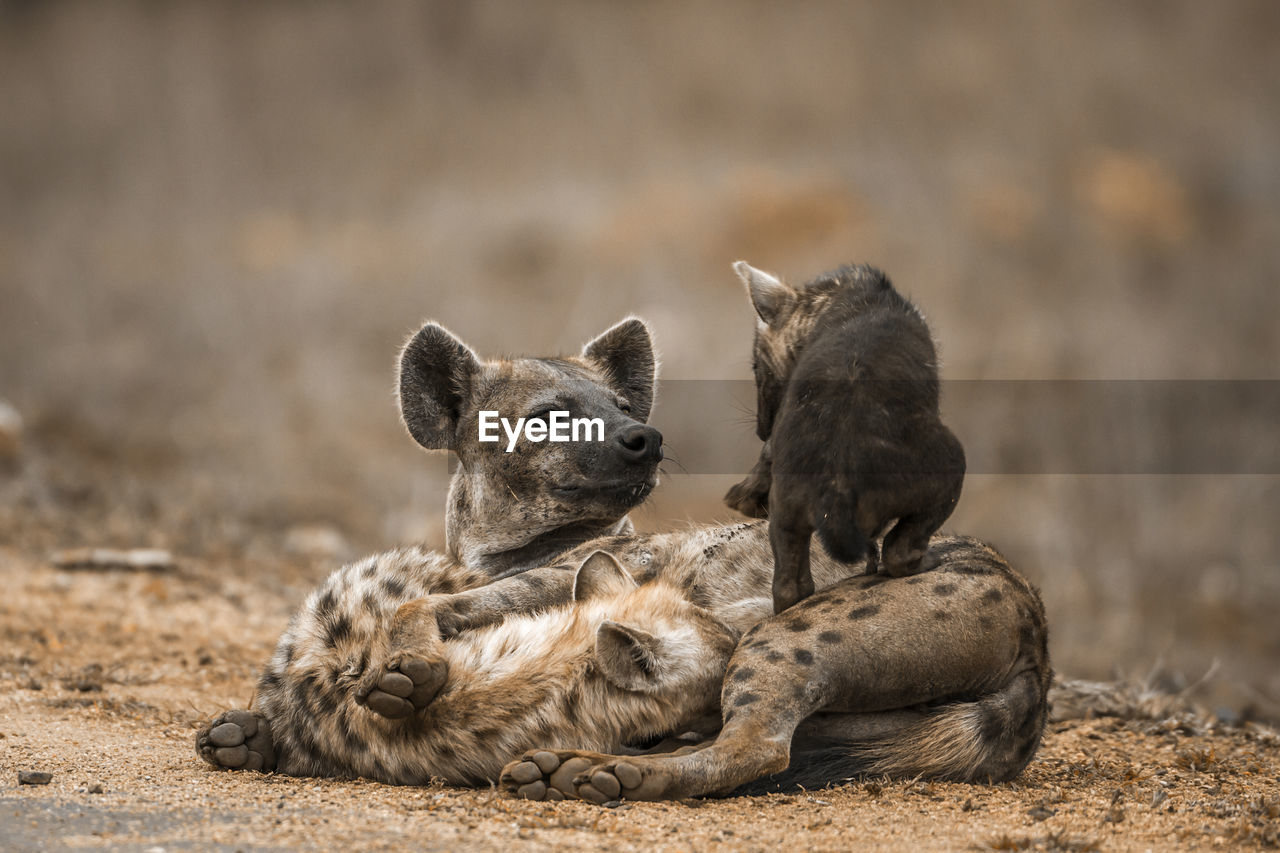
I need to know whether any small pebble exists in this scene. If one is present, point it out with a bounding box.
[88,783,104,794]
[19,770,52,785]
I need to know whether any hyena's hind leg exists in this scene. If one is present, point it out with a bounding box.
[503,556,1046,802]
[195,709,276,772]
[357,566,579,719]
[879,477,963,577]
[353,597,451,719]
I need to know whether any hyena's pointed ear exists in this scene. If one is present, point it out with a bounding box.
[399,322,482,451]
[594,620,664,692]
[733,261,794,328]
[572,551,638,602]
[581,317,656,422]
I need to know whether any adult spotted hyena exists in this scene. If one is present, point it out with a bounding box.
[198,316,1050,796]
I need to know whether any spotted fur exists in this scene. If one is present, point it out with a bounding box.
[198,317,1050,797]
[246,551,737,785]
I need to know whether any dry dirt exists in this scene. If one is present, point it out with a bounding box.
[2,546,1278,852]
[3,3,1280,850]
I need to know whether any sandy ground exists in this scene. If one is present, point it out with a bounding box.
[2,548,1278,853]
[3,4,1279,850]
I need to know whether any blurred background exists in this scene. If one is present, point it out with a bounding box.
[1,2,1277,715]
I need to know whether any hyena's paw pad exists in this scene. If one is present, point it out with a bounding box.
[357,656,448,720]
[502,750,667,803]
[501,750,619,802]
[195,709,275,772]
[571,759,668,803]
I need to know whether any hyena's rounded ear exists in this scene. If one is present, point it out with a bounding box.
[594,620,663,692]
[733,261,794,328]
[580,317,656,422]
[399,321,482,451]
[572,551,638,602]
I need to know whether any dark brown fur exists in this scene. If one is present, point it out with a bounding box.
[725,262,966,612]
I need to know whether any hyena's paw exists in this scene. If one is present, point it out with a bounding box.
[195,709,275,772]
[501,750,684,803]
[354,656,448,720]
[723,476,769,519]
[882,549,931,578]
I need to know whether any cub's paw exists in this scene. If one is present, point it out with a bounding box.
[723,477,769,519]
[196,709,275,772]
[501,750,679,803]
[355,656,448,720]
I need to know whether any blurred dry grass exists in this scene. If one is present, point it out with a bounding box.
[1,2,1278,715]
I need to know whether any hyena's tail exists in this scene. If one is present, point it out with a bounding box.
[736,666,1049,794]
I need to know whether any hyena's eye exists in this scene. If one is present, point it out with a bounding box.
[527,407,556,423]
[617,400,632,414]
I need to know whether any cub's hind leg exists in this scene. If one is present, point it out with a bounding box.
[880,476,963,576]
[354,597,450,719]
[880,429,965,576]
[356,566,578,719]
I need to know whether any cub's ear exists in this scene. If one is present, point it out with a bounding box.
[581,317,656,422]
[572,551,638,602]
[594,620,664,692]
[733,261,794,328]
[399,322,482,451]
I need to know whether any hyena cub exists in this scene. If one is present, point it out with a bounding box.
[198,551,737,787]
[724,262,966,612]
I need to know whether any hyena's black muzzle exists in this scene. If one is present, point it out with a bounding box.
[552,420,663,511]
[615,423,663,465]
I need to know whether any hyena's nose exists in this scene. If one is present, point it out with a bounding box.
[617,424,663,463]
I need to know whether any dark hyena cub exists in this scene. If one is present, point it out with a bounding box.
[724,262,966,612]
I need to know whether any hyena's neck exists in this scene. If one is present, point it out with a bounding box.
[445,475,634,579]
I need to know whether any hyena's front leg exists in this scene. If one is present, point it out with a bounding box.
[768,497,815,613]
[357,566,577,719]
[431,566,576,636]
[501,742,714,802]
[724,440,773,518]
